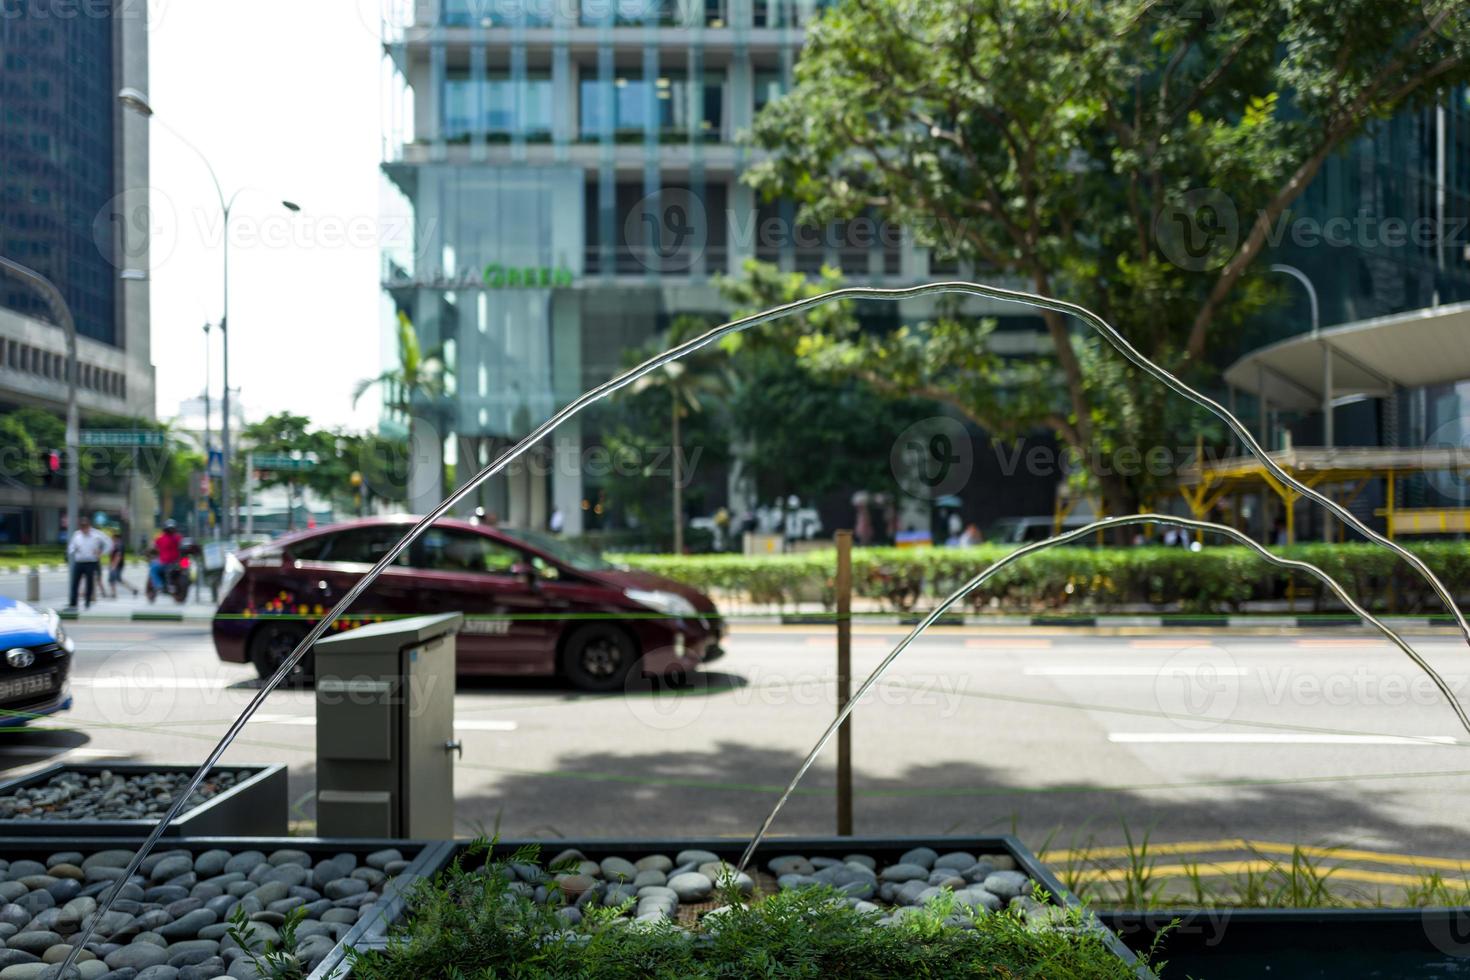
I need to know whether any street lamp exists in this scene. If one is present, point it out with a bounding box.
[0,257,79,551]
[118,88,300,538]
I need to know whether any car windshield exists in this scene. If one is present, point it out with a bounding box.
[499,528,615,572]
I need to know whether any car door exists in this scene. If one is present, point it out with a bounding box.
[304,525,419,630]
[409,526,556,675]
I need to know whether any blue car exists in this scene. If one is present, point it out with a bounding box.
[0,596,74,727]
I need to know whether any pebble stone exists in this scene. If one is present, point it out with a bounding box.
[494,849,1041,929]
[0,771,253,823]
[0,847,404,979]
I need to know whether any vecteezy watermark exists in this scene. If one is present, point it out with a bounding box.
[1423,0,1470,43]
[0,0,169,25]
[92,190,437,271]
[1425,907,1470,959]
[623,188,709,274]
[1155,188,1470,272]
[353,419,709,504]
[1153,189,1240,272]
[621,662,972,733]
[1152,645,1242,730]
[1423,415,1470,501]
[92,187,178,272]
[891,417,974,501]
[618,192,918,275]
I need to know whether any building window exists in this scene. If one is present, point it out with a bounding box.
[580,73,656,140]
[753,71,785,114]
[444,70,554,141]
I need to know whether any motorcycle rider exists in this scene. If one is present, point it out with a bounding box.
[149,519,184,600]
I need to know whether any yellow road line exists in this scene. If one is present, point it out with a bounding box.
[1043,839,1470,875]
[1072,861,1430,888]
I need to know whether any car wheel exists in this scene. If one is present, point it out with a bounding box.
[560,624,637,692]
[248,622,314,684]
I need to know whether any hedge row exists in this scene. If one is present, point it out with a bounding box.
[610,542,1470,614]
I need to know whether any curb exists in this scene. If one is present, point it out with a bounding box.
[775,613,1462,630]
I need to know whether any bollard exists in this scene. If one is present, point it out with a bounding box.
[26,567,40,603]
[313,612,462,838]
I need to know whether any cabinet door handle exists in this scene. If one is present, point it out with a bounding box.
[444,739,463,760]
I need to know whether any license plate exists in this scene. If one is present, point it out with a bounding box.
[0,672,54,702]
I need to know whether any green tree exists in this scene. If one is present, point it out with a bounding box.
[354,310,451,513]
[620,315,733,553]
[715,262,946,503]
[746,0,1470,514]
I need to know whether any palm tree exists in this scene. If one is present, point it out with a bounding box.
[626,317,730,553]
[354,311,451,514]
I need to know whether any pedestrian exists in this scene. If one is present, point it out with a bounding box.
[106,527,138,598]
[548,506,564,534]
[66,513,111,609]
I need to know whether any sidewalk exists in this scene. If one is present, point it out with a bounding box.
[59,585,218,622]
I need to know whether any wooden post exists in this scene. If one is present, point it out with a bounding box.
[835,529,853,837]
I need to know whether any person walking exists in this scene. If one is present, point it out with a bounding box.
[66,514,111,609]
[106,527,138,598]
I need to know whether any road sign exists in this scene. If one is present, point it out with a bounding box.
[254,453,317,471]
[207,449,224,477]
[80,429,165,448]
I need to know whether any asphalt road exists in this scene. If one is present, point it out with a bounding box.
[6,621,1470,888]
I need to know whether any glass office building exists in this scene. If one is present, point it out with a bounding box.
[378,0,1040,532]
[0,4,154,541]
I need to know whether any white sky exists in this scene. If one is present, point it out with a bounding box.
[147,0,387,431]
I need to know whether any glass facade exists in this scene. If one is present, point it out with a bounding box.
[0,10,118,345]
[445,70,553,142]
[1237,87,1470,361]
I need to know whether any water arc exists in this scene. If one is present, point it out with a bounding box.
[734,512,1470,874]
[57,282,1470,973]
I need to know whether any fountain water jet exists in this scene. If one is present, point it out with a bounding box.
[734,512,1470,875]
[58,282,1470,974]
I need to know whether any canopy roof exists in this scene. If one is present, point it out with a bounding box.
[1223,301,1470,411]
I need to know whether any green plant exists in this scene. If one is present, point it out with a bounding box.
[613,541,1470,614]
[347,843,1152,979]
[227,903,309,980]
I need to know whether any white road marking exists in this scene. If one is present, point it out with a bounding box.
[1026,665,1249,677]
[1108,732,1458,746]
[73,677,239,690]
[0,746,128,758]
[250,714,517,732]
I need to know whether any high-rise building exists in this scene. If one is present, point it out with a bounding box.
[1225,90,1470,533]
[377,0,1043,534]
[0,3,155,543]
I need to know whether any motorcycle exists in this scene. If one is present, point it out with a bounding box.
[145,551,192,604]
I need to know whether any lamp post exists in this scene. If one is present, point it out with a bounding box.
[0,257,79,549]
[203,322,215,538]
[118,88,299,538]
[1270,262,1332,543]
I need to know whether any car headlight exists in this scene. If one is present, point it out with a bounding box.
[624,588,697,619]
[219,553,246,601]
[43,611,73,654]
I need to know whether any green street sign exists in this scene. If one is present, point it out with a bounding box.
[80,429,166,448]
[254,454,317,471]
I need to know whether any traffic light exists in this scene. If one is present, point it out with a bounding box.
[42,449,60,485]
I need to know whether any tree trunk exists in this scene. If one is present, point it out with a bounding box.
[1032,276,1137,524]
[672,393,684,555]
[407,413,445,516]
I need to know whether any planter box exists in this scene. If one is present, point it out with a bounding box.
[1101,907,1470,979]
[0,835,451,979]
[0,763,289,837]
[324,835,1151,978]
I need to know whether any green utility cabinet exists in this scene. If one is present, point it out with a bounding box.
[314,612,462,838]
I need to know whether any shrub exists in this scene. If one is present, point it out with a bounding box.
[611,542,1470,614]
[348,845,1149,979]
